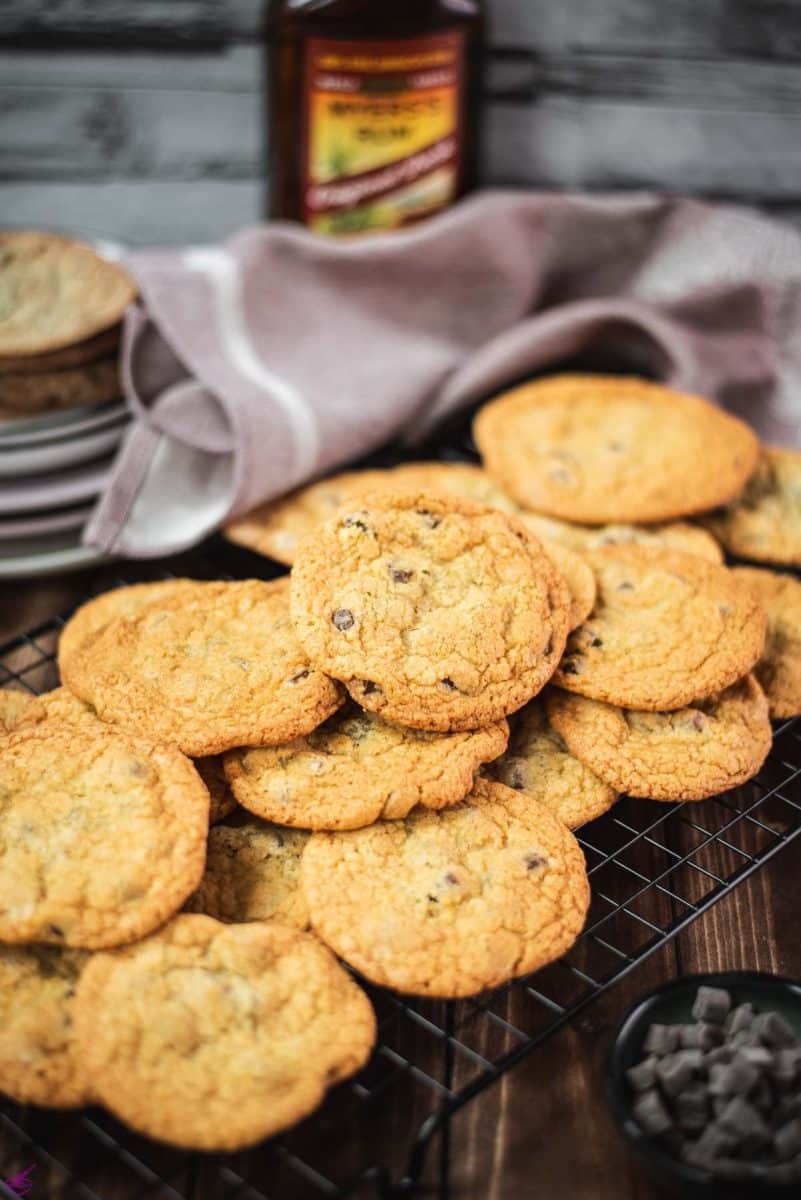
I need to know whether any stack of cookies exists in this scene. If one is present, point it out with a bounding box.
[0,371,798,1156]
[0,232,134,420]
[0,232,135,567]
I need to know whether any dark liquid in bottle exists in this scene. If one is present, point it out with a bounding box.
[267,0,483,234]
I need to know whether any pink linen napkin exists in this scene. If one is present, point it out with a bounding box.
[84,188,801,558]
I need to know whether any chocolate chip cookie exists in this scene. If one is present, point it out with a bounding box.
[290,492,570,731]
[487,698,617,828]
[547,675,772,801]
[553,546,766,710]
[702,447,801,567]
[67,579,343,756]
[225,704,508,830]
[302,777,590,997]
[474,374,759,524]
[74,915,376,1151]
[0,723,208,948]
[0,945,91,1108]
[224,469,393,565]
[732,567,801,718]
[520,511,723,563]
[184,818,309,928]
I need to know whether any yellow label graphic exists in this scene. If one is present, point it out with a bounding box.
[303,32,465,235]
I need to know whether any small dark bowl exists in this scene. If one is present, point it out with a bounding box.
[605,971,801,1198]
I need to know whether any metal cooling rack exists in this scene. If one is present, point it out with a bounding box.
[1,557,801,1200]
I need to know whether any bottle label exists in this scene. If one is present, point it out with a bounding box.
[302,31,466,235]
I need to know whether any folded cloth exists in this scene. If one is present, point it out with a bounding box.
[84,189,801,558]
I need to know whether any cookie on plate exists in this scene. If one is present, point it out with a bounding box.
[0,689,34,733]
[0,323,120,375]
[66,578,344,756]
[184,818,309,928]
[702,447,801,567]
[732,567,801,718]
[474,374,759,524]
[58,578,205,694]
[0,232,136,357]
[225,705,508,830]
[224,469,393,565]
[553,546,766,711]
[487,698,617,828]
[0,357,120,416]
[194,756,238,824]
[0,723,208,948]
[290,491,570,732]
[74,915,376,1151]
[547,676,772,802]
[0,945,91,1108]
[302,777,590,997]
[520,511,723,564]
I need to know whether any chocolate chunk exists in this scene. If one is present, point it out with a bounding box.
[439,678,458,692]
[643,1023,681,1057]
[617,581,635,592]
[725,1002,754,1035]
[418,510,441,529]
[683,1122,734,1166]
[704,1045,733,1068]
[717,1096,770,1143]
[708,1058,760,1096]
[390,567,414,583]
[626,1056,659,1092]
[680,1022,723,1050]
[288,670,309,684]
[676,1081,709,1113]
[632,1089,673,1136]
[737,1045,773,1070]
[48,924,63,938]
[753,1010,799,1048]
[332,608,355,631]
[678,1111,708,1137]
[763,1160,801,1184]
[589,635,603,648]
[692,985,731,1025]
[360,680,381,695]
[772,1046,801,1088]
[656,1051,702,1098]
[775,1119,801,1161]
[523,853,546,872]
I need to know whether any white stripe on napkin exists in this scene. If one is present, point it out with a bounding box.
[183,247,319,479]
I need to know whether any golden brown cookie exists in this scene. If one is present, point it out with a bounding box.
[553,546,766,711]
[732,567,801,718]
[224,469,393,565]
[541,539,597,630]
[0,323,120,375]
[184,819,309,928]
[0,688,34,733]
[487,698,616,828]
[74,915,376,1151]
[225,704,508,830]
[194,756,238,824]
[66,578,344,756]
[0,944,91,1108]
[290,492,570,732]
[520,511,723,563]
[302,777,590,998]
[13,685,105,733]
[0,723,209,948]
[0,357,120,416]
[702,447,801,567]
[547,676,772,802]
[59,579,205,690]
[390,460,519,512]
[474,374,759,524]
[0,232,136,356]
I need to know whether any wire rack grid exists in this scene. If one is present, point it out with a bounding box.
[1,562,800,1200]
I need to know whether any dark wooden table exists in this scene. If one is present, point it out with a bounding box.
[3,572,799,1200]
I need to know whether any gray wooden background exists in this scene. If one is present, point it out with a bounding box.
[1,0,800,244]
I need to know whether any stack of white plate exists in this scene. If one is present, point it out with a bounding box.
[0,398,128,578]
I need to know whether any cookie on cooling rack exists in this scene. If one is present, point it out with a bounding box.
[302,778,590,997]
[74,915,376,1151]
[547,675,772,802]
